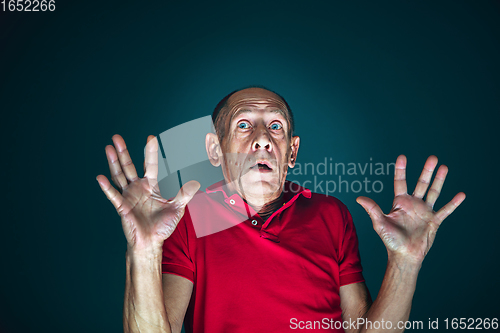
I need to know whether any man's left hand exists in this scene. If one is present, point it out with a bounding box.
[357,155,465,264]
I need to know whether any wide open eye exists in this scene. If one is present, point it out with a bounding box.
[238,122,250,129]
[270,123,282,130]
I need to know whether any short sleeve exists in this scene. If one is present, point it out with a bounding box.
[162,215,195,283]
[338,204,365,286]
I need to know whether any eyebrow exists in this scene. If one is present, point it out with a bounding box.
[231,108,288,122]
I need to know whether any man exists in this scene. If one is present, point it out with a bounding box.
[97,87,465,332]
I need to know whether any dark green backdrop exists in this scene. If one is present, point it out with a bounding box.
[1,1,499,332]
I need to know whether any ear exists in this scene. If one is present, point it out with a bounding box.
[206,133,222,167]
[288,136,300,168]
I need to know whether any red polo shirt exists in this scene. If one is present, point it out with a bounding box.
[162,180,364,332]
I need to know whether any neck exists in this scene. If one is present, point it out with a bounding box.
[253,192,284,221]
[223,179,285,219]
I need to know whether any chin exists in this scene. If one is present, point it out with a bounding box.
[238,174,282,198]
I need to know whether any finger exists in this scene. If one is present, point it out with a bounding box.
[426,165,448,207]
[174,180,201,207]
[105,145,128,190]
[112,134,139,182]
[413,155,438,199]
[96,175,125,212]
[394,155,408,197]
[144,135,158,183]
[356,196,385,227]
[143,135,156,175]
[434,192,466,225]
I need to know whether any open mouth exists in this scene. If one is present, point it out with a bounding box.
[250,161,273,171]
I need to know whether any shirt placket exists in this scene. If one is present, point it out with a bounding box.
[207,181,311,240]
[259,192,305,242]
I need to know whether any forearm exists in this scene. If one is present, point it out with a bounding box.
[124,247,171,333]
[360,255,421,333]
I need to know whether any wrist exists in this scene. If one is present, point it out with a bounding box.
[126,244,164,262]
[387,251,423,272]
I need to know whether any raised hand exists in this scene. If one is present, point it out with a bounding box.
[356,155,465,263]
[97,134,200,252]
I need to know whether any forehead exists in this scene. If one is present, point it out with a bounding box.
[226,88,288,113]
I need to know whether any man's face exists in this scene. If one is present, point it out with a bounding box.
[216,88,299,206]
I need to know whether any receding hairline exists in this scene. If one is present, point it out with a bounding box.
[226,87,286,105]
[212,86,295,142]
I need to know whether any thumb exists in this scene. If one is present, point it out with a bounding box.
[356,196,384,223]
[175,180,201,207]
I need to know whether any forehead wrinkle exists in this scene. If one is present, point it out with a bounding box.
[228,109,290,136]
[228,98,289,125]
[231,108,287,120]
[218,92,294,145]
[228,97,287,109]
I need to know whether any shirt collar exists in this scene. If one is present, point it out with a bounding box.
[205,180,312,243]
[205,180,312,200]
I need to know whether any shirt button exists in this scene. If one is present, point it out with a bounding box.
[251,220,258,225]
[229,199,235,205]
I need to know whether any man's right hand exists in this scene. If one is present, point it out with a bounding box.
[97,134,200,253]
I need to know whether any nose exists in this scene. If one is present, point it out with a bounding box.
[252,128,272,152]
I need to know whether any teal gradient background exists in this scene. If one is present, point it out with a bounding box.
[1,1,499,332]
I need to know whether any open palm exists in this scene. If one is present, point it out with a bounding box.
[97,135,200,252]
[357,155,465,263]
